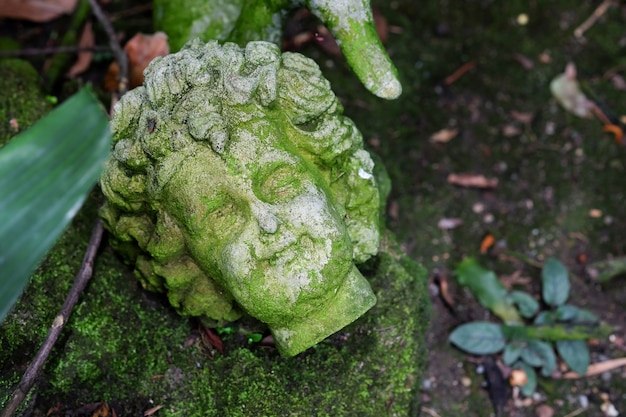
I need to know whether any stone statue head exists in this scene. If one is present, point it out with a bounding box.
[100,40,385,355]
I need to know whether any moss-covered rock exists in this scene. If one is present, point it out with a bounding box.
[100,40,388,356]
[1,194,429,416]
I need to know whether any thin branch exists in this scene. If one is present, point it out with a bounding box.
[574,0,617,38]
[1,220,104,417]
[87,0,128,94]
[0,45,110,57]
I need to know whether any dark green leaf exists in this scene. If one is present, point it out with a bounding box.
[556,340,590,375]
[556,305,598,324]
[542,257,570,306]
[520,344,544,367]
[0,87,110,323]
[508,290,539,318]
[503,341,524,365]
[456,258,521,323]
[515,361,537,397]
[533,311,555,325]
[522,340,556,376]
[449,322,506,355]
[555,304,578,321]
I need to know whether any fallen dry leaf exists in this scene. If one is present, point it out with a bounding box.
[144,405,163,416]
[510,110,534,124]
[538,51,552,64]
[67,21,94,77]
[500,270,531,289]
[433,273,455,308]
[562,357,626,379]
[437,218,462,230]
[535,404,555,417]
[513,53,534,70]
[0,0,77,22]
[610,74,626,91]
[105,32,169,91]
[447,173,498,189]
[430,128,458,143]
[479,233,495,254]
[502,124,521,137]
[550,62,594,118]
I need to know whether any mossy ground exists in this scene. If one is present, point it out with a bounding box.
[1,193,429,416]
[315,0,626,415]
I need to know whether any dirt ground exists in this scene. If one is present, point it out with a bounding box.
[343,1,626,416]
[3,0,626,416]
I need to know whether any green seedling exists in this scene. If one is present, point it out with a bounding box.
[449,257,610,395]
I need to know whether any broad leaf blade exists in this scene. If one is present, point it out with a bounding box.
[556,305,598,324]
[542,257,570,306]
[449,322,506,355]
[0,87,110,323]
[503,341,524,365]
[508,290,539,318]
[456,258,521,323]
[556,340,590,375]
[530,340,557,377]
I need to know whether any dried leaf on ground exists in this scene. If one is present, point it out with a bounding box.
[479,233,495,254]
[434,273,455,308]
[0,0,77,22]
[502,124,521,137]
[510,110,534,124]
[448,173,498,189]
[437,218,462,230]
[550,62,594,118]
[199,325,224,355]
[513,53,534,70]
[67,22,94,77]
[144,405,163,416]
[430,128,458,143]
[609,74,626,91]
[535,404,555,417]
[105,32,169,91]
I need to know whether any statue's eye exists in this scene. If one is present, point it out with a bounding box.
[198,191,246,240]
[252,162,304,204]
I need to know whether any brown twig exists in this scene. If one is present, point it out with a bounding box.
[574,0,617,38]
[0,220,104,417]
[443,61,477,85]
[0,45,110,57]
[87,0,128,94]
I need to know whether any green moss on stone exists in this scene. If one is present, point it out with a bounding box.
[1,192,429,416]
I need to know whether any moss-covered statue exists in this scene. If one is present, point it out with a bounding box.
[100,40,391,356]
[153,0,402,100]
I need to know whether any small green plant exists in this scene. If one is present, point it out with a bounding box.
[449,257,610,395]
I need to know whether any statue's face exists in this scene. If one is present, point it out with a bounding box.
[162,117,353,326]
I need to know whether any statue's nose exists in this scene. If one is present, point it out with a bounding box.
[250,203,279,234]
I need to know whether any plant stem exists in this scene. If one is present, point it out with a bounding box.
[502,322,612,342]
